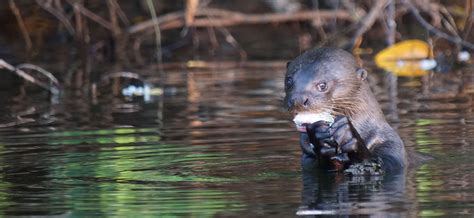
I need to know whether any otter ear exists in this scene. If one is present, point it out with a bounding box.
[356,68,367,81]
[286,61,291,68]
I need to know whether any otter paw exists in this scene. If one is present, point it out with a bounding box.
[344,158,384,176]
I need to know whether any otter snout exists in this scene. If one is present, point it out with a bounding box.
[286,92,312,112]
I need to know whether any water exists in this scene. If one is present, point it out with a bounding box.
[0,64,473,216]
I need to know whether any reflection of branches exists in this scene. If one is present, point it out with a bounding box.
[0,116,36,128]
[0,107,37,128]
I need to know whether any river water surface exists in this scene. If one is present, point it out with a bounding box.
[0,63,473,216]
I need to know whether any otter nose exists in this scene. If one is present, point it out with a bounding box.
[303,98,309,107]
[289,95,310,109]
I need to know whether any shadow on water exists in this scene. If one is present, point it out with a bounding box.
[0,62,473,216]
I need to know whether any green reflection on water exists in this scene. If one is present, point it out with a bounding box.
[48,128,158,137]
[415,163,446,217]
[47,128,161,145]
[65,182,245,217]
[415,119,442,152]
[46,128,246,216]
[418,210,445,217]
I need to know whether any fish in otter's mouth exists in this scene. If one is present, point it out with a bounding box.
[292,111,334,133]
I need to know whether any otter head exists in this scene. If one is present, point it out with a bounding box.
[284,48,367,119]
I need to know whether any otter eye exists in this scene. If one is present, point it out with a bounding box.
[285,77,293,89]
[316,82,327,92]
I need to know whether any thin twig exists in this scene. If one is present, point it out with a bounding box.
[128,11,183,34]
[146,0,163,65]
[217,27,247,60]
[348,0,389,49]
[385,0,396,45]
[16,64,60,87]
[205,21,219,51]
[113,0,130,26]
[311,0,328,41]
[73,1,84,41]
[36,0,75,35]
[439,6,460,37]
[9,0,32,51]
[107,0,121,36]
[64,0,113,31]
[461,0,473,41]
[133,37,145,65]
[385,0,399,121]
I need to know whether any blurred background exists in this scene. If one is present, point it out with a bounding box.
[0,0,472,62]
[0,0,473,217]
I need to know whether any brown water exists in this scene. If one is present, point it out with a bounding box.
[0,64,473,217]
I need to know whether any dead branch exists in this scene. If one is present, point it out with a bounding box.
[113,0,130,26]
[107,0,121,36]
[9,0,32,51]
[404,0,474,50]
[127,11,187,34]
[185,0,199,27]
[143,60,286,71]
[72,1,84,41]
[128,8,354,34]
[461,0,473,41]
[36,0,75,35]
[216,27,247,60]
[64,0,113,31]
[0,59,60,95]
[411,0,444,27]
[145,0,163,65]
[348,0,389,49]
[16,64,60,87]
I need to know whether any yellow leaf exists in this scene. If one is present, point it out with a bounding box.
[375,40,433,77]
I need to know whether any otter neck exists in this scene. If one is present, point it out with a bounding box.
[348,82,386,137]
[345,82,385,124]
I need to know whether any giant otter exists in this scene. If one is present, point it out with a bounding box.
[284,47,406,175]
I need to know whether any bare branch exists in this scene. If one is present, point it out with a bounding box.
[348,0,389,49]
[36,0,75,35]
[65,0,113,31]
[9,0,32,51]
[128,8,354,34]
[0,59,60,95]
[404,0,474,50]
